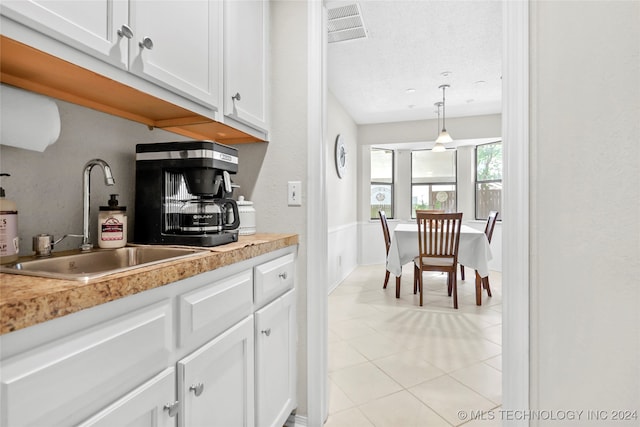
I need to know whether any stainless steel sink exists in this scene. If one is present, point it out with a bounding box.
[0,246,209,282]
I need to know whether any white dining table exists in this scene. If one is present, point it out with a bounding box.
[386,223,493,305]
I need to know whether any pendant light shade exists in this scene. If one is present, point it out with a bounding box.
[432,101,446,152]
[435,84,453,144]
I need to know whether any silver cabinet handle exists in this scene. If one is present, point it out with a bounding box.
[163,401,179,417]
[139,36,154,50]
[232,92,241,102]
[117,24,133,39]
[278,272,288,280]
[189,382,204,397]
[261,328,271,336]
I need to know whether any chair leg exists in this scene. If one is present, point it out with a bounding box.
[383,270,390,289]
[413,264,418,294]
[447,273,452,296]
[452,270,458,309]
[483,276,492,297]
[395,276,401,298]
[419,269,423,306]
[460,264,465,280]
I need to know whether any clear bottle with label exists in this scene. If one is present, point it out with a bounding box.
[98,194,127,248]
[0,173,19,263]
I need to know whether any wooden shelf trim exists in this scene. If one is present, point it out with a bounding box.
[0,36,265,144]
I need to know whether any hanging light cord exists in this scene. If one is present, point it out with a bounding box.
[440,84,449,133]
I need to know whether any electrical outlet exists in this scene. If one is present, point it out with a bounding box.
[288,181,302,206]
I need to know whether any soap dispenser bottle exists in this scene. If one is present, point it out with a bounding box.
[98,194,127,249]
[0,173,19,264]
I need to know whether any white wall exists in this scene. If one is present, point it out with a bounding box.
[529,1,640,423]
[326,91,359,291]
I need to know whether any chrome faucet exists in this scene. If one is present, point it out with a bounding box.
[81,159,115,251]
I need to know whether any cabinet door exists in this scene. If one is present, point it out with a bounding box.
[223,0,268,133]
[129,0,221,109]
[0,300,172,427]
[0,0,129,68]
[254,289,297,427]
[78,368,177,427]
[177,316,254,427]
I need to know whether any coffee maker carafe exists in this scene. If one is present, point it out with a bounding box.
[134,141,240,247]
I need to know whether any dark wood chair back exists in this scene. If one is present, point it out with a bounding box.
[378,210,391,254]
[416,212,463,262]
[484,211,499,243]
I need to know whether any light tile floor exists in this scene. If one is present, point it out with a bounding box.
[325,264,502,427]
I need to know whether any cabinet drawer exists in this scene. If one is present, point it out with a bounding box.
[254,253,295,308]
[179,269,253,347]
[0,300,172,427]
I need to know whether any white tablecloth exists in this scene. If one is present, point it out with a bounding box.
[386,223,493,278]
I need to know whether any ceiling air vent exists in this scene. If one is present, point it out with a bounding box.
[327,3,367,44]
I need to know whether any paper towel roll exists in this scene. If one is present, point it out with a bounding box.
[0,84,61,152]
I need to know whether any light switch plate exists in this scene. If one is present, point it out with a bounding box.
[288,181,302,206]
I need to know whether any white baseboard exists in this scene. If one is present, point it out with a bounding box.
[286,413,308,426]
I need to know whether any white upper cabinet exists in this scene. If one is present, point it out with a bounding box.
[0,0,129,69]
[129,0,222,108]
[1,0,221,111]
[223,0,269,136]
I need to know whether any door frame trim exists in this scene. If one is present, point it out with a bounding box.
[502,0,530,424]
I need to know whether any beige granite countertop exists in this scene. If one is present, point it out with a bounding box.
[0,234,298,335]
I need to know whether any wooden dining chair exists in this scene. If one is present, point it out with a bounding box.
[378,210,402,297]
[413,212,463,308]
[412,210,445,293]
[460,210,498,297]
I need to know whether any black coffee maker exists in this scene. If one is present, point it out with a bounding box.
[134,141,240,247]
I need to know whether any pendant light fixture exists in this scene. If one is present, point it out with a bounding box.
[432,101,446,152]
[435,84,453,144]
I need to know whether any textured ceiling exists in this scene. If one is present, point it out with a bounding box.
[327,0,502,124]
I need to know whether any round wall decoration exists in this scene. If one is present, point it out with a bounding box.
[335,134,347,178]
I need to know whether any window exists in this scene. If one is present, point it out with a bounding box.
[370,148,394,219]
[475,141,502,220]
[411,149,457,217]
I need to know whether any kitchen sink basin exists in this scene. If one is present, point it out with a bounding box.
[0,246,209,282]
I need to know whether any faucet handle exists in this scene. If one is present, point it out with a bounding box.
[33,233,85,256]
[33,234,54,257]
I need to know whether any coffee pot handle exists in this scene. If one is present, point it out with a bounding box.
[222,199,240,230]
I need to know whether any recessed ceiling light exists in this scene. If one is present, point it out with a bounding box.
[466,99,475,103]
[405,88,416,94]
[440,71,452,77]
[474,80,487,85]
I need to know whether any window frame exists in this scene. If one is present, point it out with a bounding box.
[370,148,395,219]
[410,148,458,218]
[474,141,503,221]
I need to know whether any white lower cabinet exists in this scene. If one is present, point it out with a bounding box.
[0,247,297,427]
[77,368,177,427]
[254,289,297,427]
[178,316,254,427]
[0,301,172,427]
